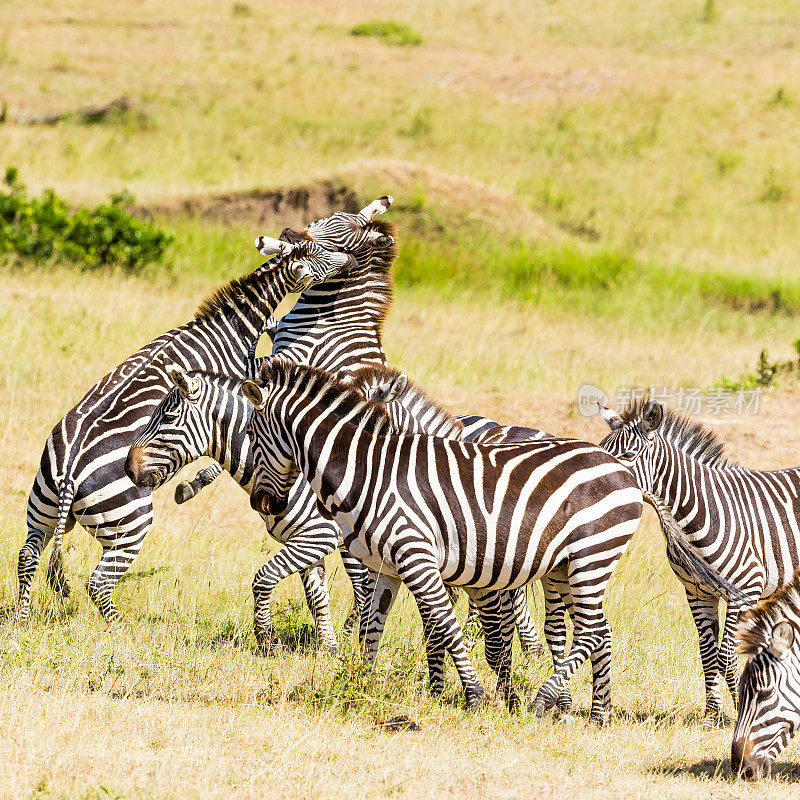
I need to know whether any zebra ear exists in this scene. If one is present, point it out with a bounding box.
[166,365,198,398]
[368,373,408,404]
[242,380,266,410]
[642,401,664,434]
[599,404,624,431]
[255,236,293,257]
[769,620,795,658]
[358,196,393,220]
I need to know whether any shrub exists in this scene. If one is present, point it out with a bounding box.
[350,20,422,47]
[0,167,173,273]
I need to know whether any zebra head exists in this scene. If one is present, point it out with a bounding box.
[278,196,395,255]
[732,575,800,779]
[242,359,300,518]
[253,237,357,291]
[126,367,250,490]
[598,400,663,492]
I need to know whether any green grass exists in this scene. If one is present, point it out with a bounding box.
[350,20,423,47]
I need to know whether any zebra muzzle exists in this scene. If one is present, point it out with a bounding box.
[250,488,288,517]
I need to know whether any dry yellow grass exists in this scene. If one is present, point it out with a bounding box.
[2,270,800,798]
[4,0,800,796]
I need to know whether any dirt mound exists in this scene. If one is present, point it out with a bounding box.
[135,160,557,242]
[137,180,359,229]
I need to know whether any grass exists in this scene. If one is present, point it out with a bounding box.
[3,0,800,796]
[350,20,423,47]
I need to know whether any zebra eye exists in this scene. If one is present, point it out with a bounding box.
[163,409,180,421]
[757,686,775,702]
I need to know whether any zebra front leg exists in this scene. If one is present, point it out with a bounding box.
[252,530,339,653]
[399,561,485,710]
[299,561,337,654]
[359,571,402,665]
[718,602,745,711]
[685,590,723,726]
[469,589,519,711]
[174,463,223,505]
[511,585,543,656]
[542,574,574,714]
[340,548,369,633]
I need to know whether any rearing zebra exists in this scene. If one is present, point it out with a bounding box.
[20,238,353,622]
[600,399,795,724]
[242,359,737,719]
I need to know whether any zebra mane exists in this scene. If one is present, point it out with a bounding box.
[259,359,393,436]
[620,397,731,467]
[738,572,800,656]
[357,219,397,334]
[348,364,464,438]
[194,256,291,321]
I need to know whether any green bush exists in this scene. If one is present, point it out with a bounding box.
[350,20,422,47]
[0,167,173,273]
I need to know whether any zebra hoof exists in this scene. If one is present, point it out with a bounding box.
[556,692,573,714]
[342,610,359,634]
[255,626,281,655]
[521,641,545,658]
[464,685,486,711]
[700,711,724,730]
[529,700,548,719]
[174,482,196,505]
[320,643,338,656]
[505,691,521,713]
[589,711,611,727]
[557,712,578,727]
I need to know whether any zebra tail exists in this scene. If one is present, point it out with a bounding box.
[643,490,750,606]
[47,480,75,580]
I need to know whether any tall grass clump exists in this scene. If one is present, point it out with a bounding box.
[350,20,423,47]
[0,167,173,273]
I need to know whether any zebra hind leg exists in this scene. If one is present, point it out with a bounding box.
[471,589,519,711]
[17,529,49,622]
[686,592,724,726]
[340,548,369,633]
[542,574,574,714]
[588,620,613,725]
[299,561,337,654]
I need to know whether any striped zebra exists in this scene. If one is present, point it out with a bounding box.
[599,399,792,724]
[241,359,736,718]
[19,238,353,623]
[344,365,578,701]
[127,367,353,652]
[732,572,800,780]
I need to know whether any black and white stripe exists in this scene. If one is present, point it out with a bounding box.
[20,240,353,622]
[242,359,652,718]
[600,399,788,724]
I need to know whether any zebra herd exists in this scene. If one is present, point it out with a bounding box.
[20,196,800,779]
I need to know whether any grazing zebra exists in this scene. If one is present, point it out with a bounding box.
[242,359,737,718]
[599,399,788,724]
[732,572,800,780]
[20,238,353,623]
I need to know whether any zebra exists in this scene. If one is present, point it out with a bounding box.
[174,198,398,623]
[241,358,737,719]
[19,238,353,623]
[732,571,800,780]
[599,398,790,725]
[344,364,581,709]
[127,367,353,652]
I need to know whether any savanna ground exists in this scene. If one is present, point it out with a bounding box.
[3,0,800,797]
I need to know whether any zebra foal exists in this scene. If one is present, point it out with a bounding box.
[241,358,653,718]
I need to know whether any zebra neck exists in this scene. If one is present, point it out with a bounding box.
[652,445,719,529]
[274,270,391,365]
[208,401,253,486]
